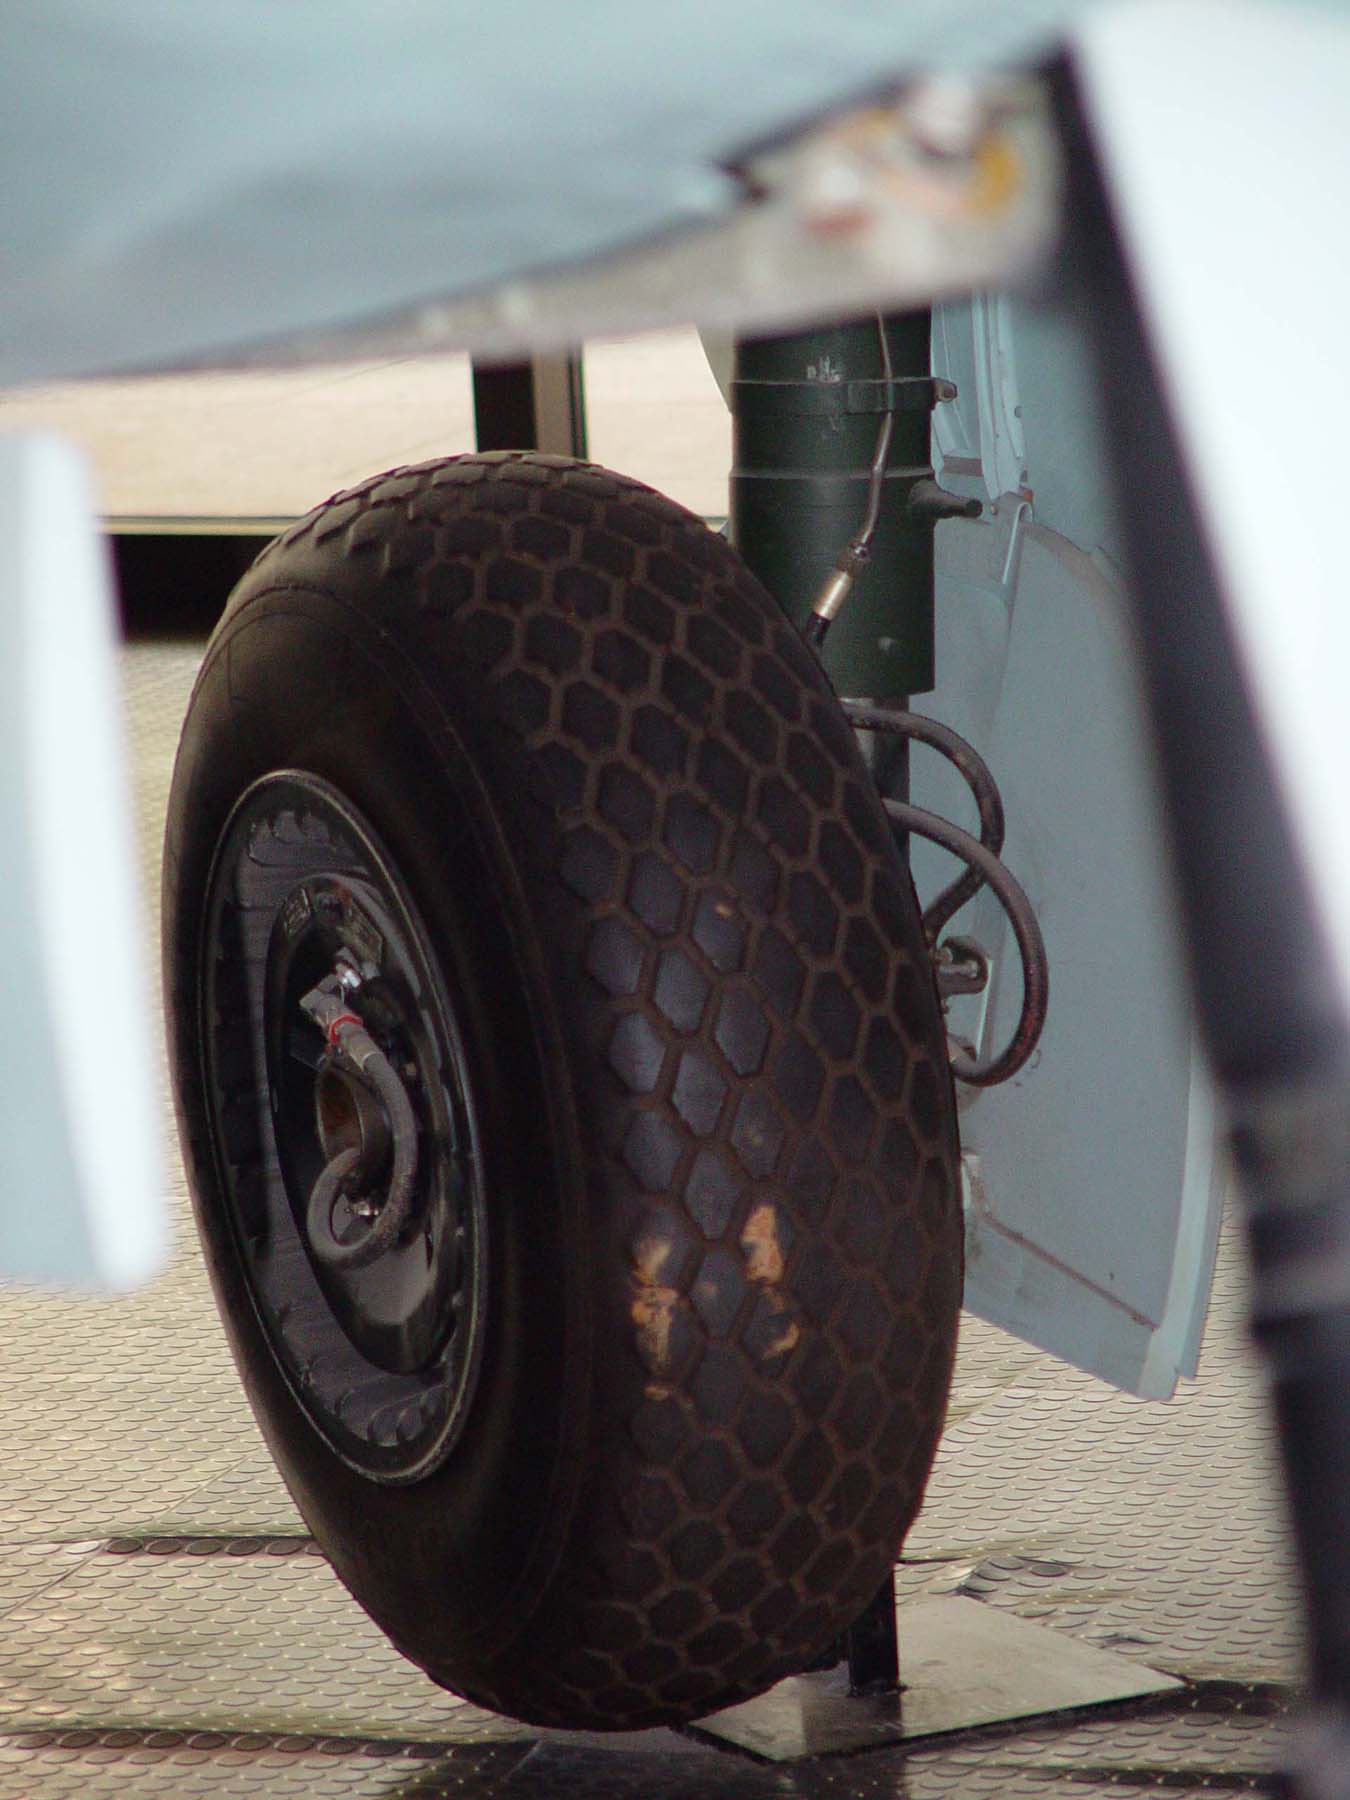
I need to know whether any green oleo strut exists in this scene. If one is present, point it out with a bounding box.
[729,311,968,704]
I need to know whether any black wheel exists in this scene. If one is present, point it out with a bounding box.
[164,452,962,1731]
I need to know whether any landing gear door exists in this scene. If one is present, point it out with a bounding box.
[911,298,1224,1400]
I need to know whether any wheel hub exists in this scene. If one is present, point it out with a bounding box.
[296,966,422,1273]
[314,1059,391,1190]
[200,771,488,1483]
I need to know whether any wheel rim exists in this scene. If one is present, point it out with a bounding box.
[200,771,487,1483]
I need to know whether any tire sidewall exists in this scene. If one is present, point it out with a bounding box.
[165,581,592,1669]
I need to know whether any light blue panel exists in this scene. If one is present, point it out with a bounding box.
[1,0,1109,385]
[916,517,1223,1395]
[0,679,88,1281]
[920,299,1224,1397]
[1004,294,1126,565]
[0,436,166,1290]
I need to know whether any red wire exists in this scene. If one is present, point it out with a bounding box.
[325,1013,362,1048]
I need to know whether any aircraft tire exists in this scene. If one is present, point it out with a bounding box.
[163,451,962,1730]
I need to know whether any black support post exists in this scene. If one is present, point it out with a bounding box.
[845,1576,902,1696]
[471,352,588,458]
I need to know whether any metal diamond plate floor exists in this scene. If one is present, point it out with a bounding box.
[0,641,1304,1797]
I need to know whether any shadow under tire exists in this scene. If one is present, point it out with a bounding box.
[163,451,963,1730]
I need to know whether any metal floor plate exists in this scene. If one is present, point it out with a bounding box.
[0,642,1303,1797]
[695,1598,1182,1760]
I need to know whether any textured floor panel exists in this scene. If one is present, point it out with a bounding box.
[0,640,1303,1796]
[0,1545,517,1747]
[0,1733,534,1800]
[799,1687,1288,1797]
[897,1224,1304,1687]
[0,1690,1286,1798]
[0,1542,102,1624]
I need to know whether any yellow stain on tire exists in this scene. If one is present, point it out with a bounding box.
[740,1204,800,1358]
[631,1217,687,1375]
[631,1276,680,1374]
[741,1204,785,1285]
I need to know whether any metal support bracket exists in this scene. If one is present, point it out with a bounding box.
[691,1595,1182,1763]
[729,374,955,418]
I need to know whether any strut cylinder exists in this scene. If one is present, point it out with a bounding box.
[729,311,972,705]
